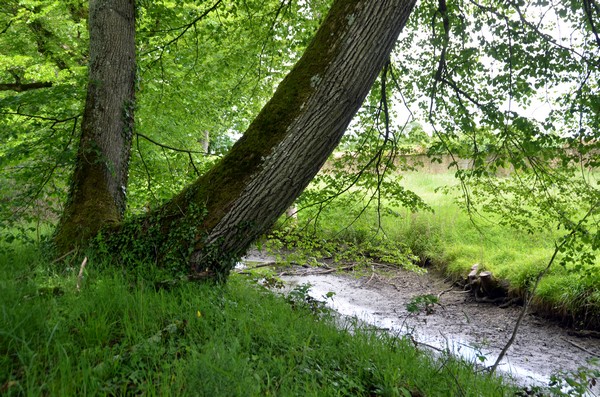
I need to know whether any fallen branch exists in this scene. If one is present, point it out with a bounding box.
[561,337,600,358]
[234,262,279,272]
[310,264,357,275]
[277,264,357,277]
[568,329,600,338]
[437,286,455,300]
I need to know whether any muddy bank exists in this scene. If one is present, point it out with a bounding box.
[242,251,600,392]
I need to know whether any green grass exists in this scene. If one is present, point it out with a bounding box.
[293,171,600,329]
[396,173,600,327]
[0,244,516,396]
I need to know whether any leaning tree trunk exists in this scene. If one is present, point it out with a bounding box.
[54,0,136,252]
[111,0,417,279]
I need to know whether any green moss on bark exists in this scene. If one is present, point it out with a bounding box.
[54,151,122,254]
[159,0,363,237]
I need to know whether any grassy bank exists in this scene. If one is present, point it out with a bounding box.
[0,244,516,396]
[291,172,600,329]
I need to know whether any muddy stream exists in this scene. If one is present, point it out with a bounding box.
[242,250,600,393]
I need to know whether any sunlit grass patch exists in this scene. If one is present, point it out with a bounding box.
[292,171,599,328]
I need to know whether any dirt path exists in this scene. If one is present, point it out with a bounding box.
[242,251,600,392]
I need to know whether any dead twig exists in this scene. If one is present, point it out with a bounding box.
[52,248,76,263]
[410,335,444,352]
[314,264,356,275]
[364,270,377,286]
[76,257,87,292]
[437,286,455,299]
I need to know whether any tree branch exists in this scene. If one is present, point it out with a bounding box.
[428,0,450,118]
[490,202,599,374]
[257,0,292,82]
[583,0,600,50]
[0,81,53,92]
[1,20,13,34]
[135,132,208,155]
[141,0,223,58]
[0,111,79,127]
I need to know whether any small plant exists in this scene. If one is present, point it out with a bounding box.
[405,294,439,315]
[286,283,334,315]
[259,274,284,290]
[548,359,600,396]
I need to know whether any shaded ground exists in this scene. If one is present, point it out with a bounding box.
[242,250,600,392]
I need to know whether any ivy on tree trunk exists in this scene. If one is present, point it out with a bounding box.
[54,0,136,252]
[56,0,417,280]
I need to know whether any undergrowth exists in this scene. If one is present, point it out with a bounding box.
[0,244,517,396]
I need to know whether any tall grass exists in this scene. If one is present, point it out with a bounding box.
[0,244,516,396]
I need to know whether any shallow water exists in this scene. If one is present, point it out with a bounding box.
[282,274,549,386]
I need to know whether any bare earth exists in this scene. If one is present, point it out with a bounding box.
[243,250,600,391]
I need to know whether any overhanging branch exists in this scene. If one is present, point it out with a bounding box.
[141,0,223,59]
[135,132,208,155]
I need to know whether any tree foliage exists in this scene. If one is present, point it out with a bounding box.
[389,0,600,270]
[0,0,330,236]
[0,0,598,278]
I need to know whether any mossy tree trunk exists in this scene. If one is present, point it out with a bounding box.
[110,0,416,279]
[54,0,136,252]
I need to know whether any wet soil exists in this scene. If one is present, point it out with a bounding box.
[242,250,600,391]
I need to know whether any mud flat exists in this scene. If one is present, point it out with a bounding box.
[242,251,599,392]
[282,270,600,391]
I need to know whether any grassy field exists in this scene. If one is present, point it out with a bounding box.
[0,244,518,396]
[294,171,600,329]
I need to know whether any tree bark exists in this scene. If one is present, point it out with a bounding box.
[120,0,416,278]
[54,0,136,252]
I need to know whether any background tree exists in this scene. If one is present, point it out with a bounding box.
[54,0,136,249]
[0,1,88,245]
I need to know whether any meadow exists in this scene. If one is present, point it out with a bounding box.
[1,164,597,395]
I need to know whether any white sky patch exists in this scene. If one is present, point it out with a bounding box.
[388,0,592,136]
